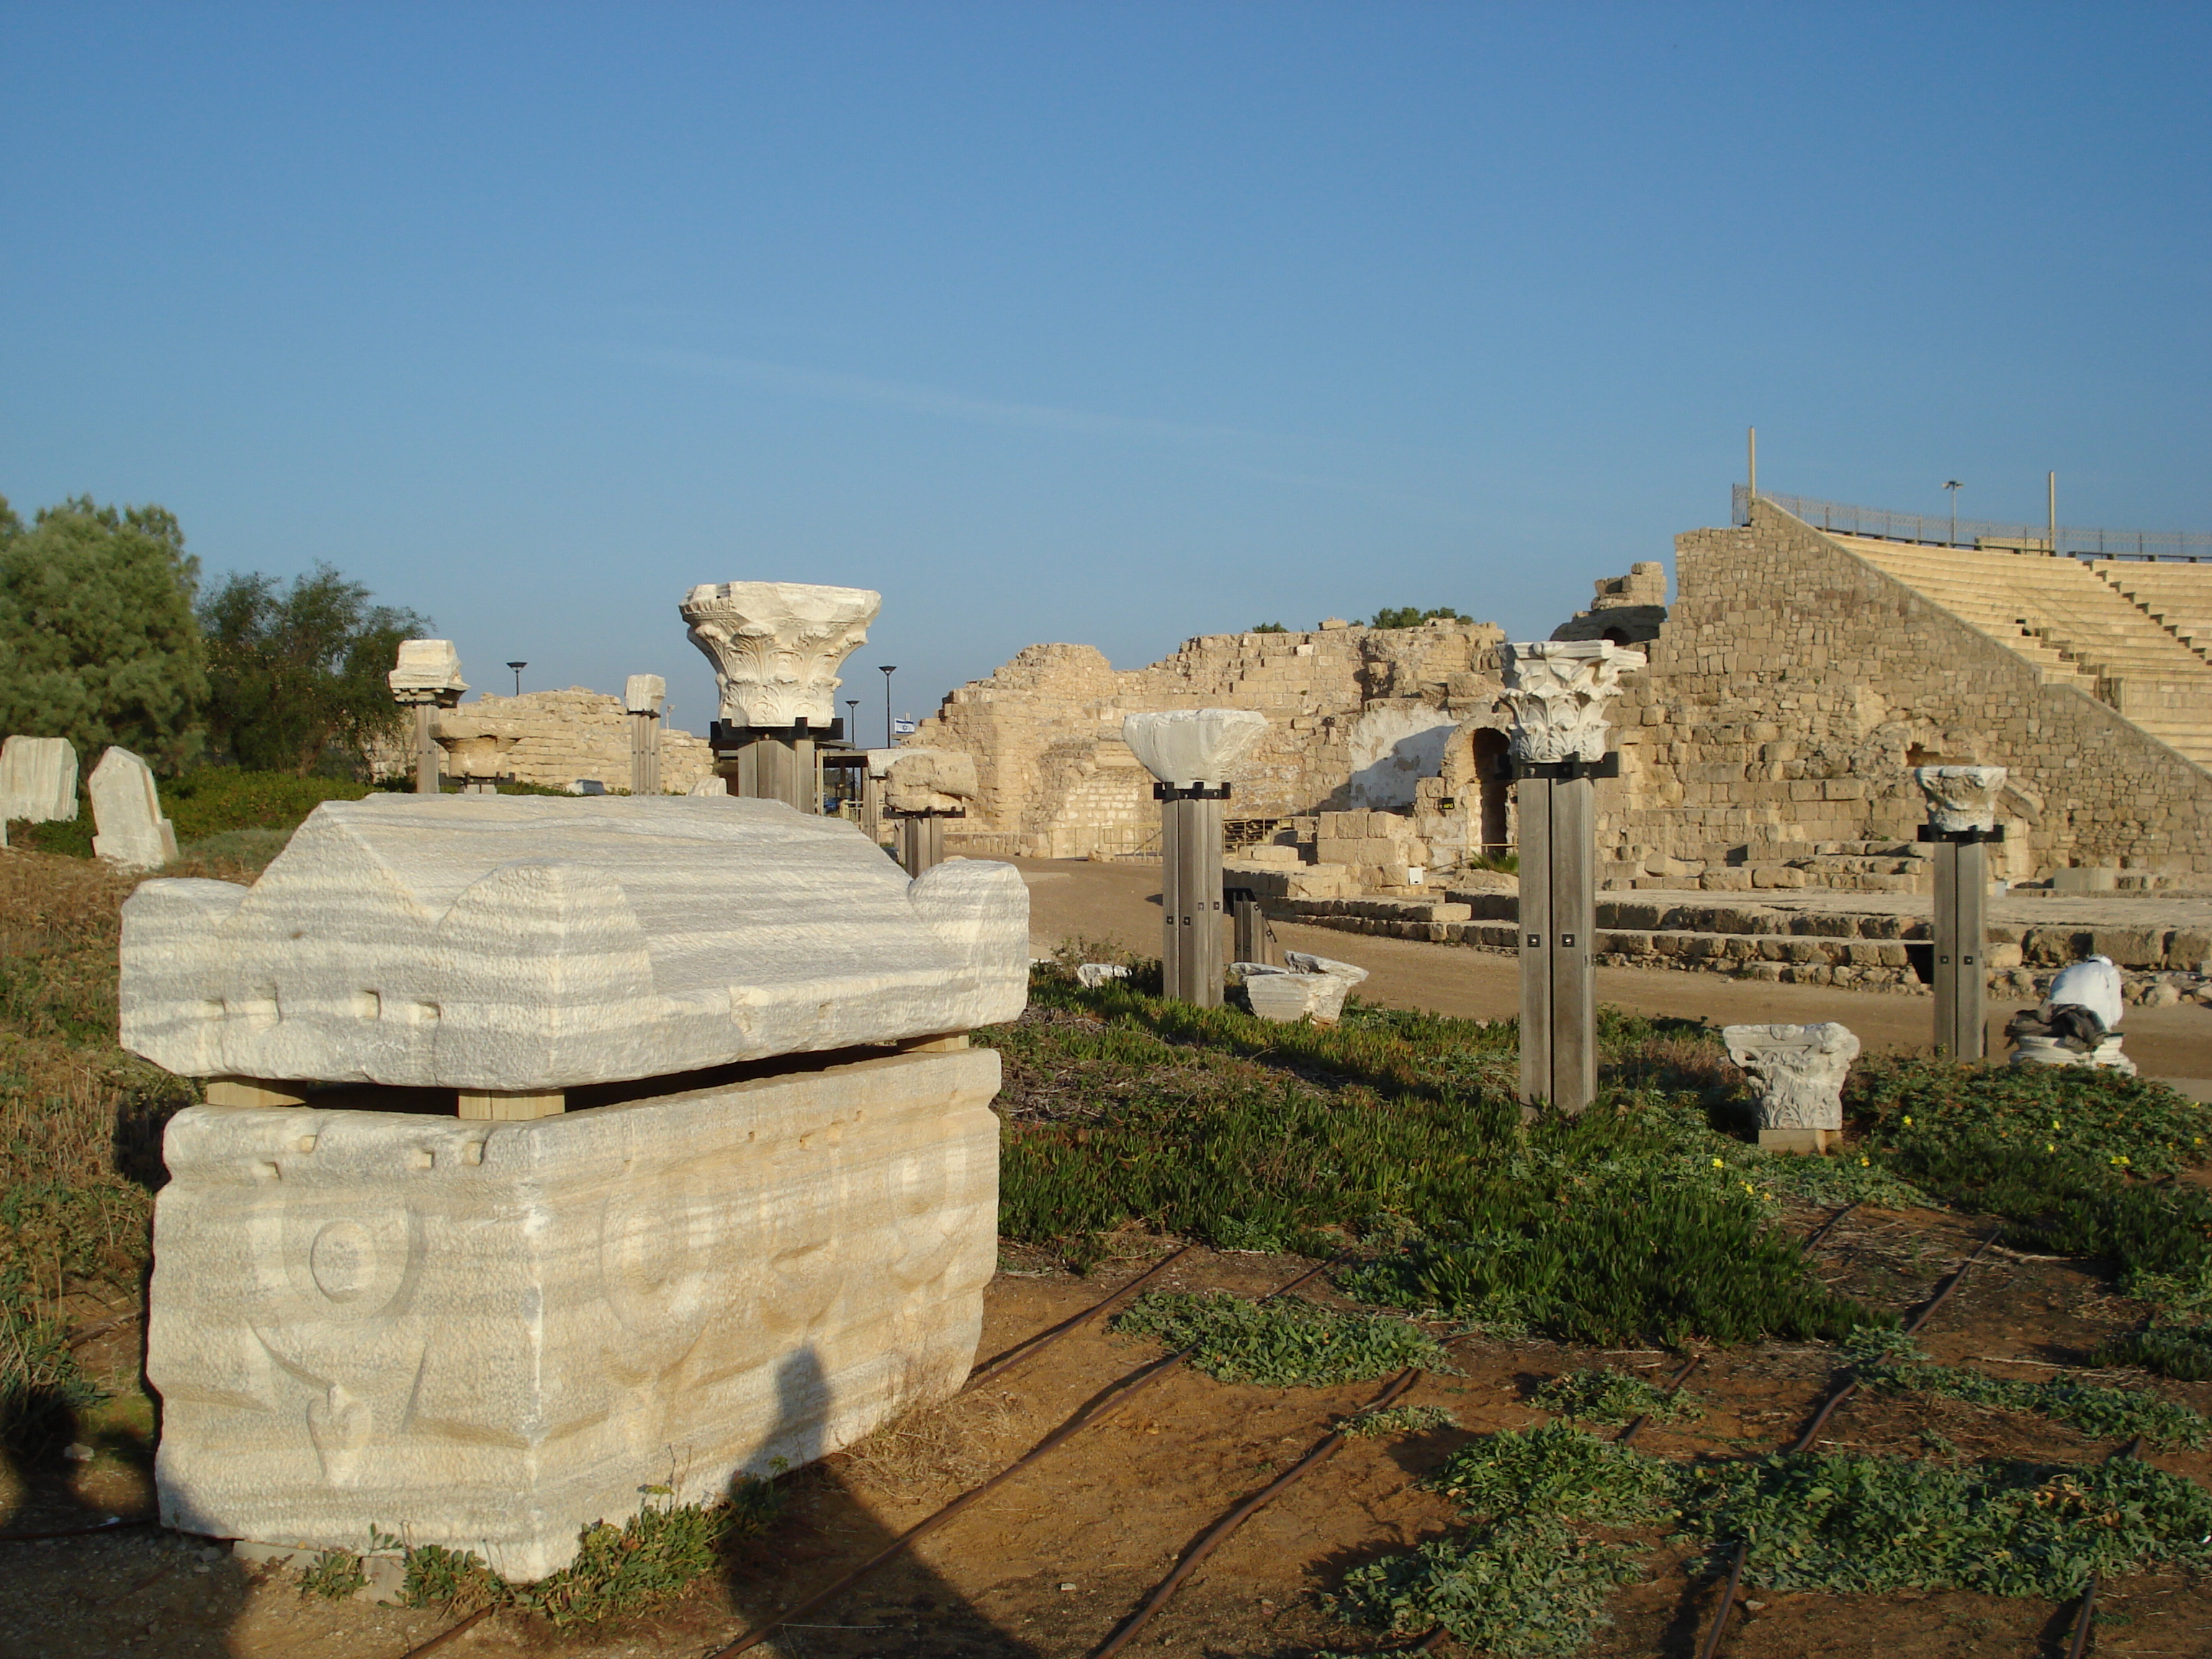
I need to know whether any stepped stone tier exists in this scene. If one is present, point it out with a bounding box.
[89,747,179,871]
[1913,765,2006,834]
[150,1043,1001,1579]
[119,795,1028,1092]
[0,734,79,822]
[133,793,1026,1578]
[1121,707,1270,788]
[680,581,880,729]
[1722,1021,1859,1153]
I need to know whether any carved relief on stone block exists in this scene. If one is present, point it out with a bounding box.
[1913,765,2007,833]
[680,583,880,729]
[1120,708,1269,788]
[1498,641,1646,763]
[148,1048,999,1581]
[1722,1021,1860,1134]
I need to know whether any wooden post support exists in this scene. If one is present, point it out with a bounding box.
[629,711,662,796]
[413,702,439,796]
[1932,836,1991,1059]
[860,768,883,845]
[1515,768,1600,1115]
[1160,788,1226,1006]
[204,1077,310,1109]
[718,730,821,813]
[897,814,947,877]
[457,1089,566,1121]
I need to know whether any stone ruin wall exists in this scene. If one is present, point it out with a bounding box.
[368,689,716,793]
[911,622,1520,861]
[1600,501,2212,886]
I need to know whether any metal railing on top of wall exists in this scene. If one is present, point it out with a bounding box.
[1733,485,2212,564]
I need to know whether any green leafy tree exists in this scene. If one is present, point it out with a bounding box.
[199,565,430,776]
[0,495,207,772]
[1369,605,1470,629]
[1251,621,1288,634]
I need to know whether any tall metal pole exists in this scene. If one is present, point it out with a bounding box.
[1945,480,1962,546]
[2048,471,2058,557]
[879,665,896,747]
[1747,426,1757,503]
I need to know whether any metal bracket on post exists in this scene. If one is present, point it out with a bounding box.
[710,717,844,814]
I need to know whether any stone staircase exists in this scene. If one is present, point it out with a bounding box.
[2090,560,2212,661]
[1829,536,2212,772]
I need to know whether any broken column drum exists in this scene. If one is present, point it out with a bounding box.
[683,583,879,814]
[871,747,980,877]
[1915,765,2005,1060]
[1502,641,1645,1114]
[624,674,665,796]
[387,640,469,796]
[1123,709,1269,1007]
[120,794,1028,1580]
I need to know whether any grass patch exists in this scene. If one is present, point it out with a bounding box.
[1848,1328,2206,1448]
[985,976,1880,1346]
[1108,1290,1452,1386]
[1678,1449,2212,1598]
[1343,1402,1456,1439]
[1531,1366,1701,1427]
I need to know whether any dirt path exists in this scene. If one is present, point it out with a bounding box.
[6,1223,2207,1659]
[1015,857,2212,1082]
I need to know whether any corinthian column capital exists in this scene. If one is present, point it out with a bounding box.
[1498,640,1645,763]
[1913,765,2007,833]
[680,583,881,729]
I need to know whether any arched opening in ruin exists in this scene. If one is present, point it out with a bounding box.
[1601,626,1631,647]
[1472,727,1511,857]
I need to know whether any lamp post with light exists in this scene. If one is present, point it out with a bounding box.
[1943,481,1963,547]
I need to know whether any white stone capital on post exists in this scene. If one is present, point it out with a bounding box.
[680,583,880,729]
[623,674,666,716]
[1498,640,1645,763]
[1722,1021,1860,1151]
[388,640,467,706]
[869,748,978,816]
[1913,765,2006,833]
[1120,709,1268,789]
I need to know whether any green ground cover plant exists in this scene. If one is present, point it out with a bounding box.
[1848,1328,2207,1447]
[1107,1290,1452,1385]
[987,976,1881,1346]
[1531,1365,1702,1426]
[1342,1402,1456,1439]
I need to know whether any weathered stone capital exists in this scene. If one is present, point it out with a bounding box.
[1913,765,2007,832]
[680,583,881,729]
[870,747,979,815]
[1121,708,1269,788]
[389,640,467,705]
[1498,640,1645,763]
[1722,1021,1860,1131]
[623,674,666,716]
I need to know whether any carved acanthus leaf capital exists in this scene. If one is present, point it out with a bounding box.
[1120,709,1269,788]
[1913,765,2007,833]
[680,583,881,729]
[1722,1021,1860,1131]
[1498,641,1645,763]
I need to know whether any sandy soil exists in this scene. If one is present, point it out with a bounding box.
[6,1221,2208,1659]
[1013,857,2212,1084]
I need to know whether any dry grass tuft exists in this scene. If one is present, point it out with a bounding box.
[825,1384,1022,1503]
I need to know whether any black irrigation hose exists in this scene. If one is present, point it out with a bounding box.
[2062,1435,2146,1659]
[1694,1228,2000,1659]
[394,1605,495,1658]
[702,1254,1343,1659]
[1615,1355,1704,1448]
[1799,1200,1861,1256]
[1089,1367,1424,1659]
[963,1244,1194,1394]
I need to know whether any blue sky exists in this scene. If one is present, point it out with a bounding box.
[4,3,2206,739]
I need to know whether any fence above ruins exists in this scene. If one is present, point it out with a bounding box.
[1734,485,2212,563]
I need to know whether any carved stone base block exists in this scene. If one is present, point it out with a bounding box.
[149,1047,999,1581]
[1722,1021,1860,1154]
[2008,1033,2136,1076]
[1757,1126,1833,1155]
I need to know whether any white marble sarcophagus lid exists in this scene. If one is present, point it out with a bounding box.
[119,793,1028,1092]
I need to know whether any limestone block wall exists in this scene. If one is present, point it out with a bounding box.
[415,689,714,793]
[918,623,1511,859]
[1605,502,2212,882]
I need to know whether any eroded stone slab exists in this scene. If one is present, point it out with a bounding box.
[89,747,179,871]
[149,1047,999,1580]
[0,735,79,822]
[120,796,1027,1090]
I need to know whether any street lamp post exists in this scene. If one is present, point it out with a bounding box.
[1943,481,1963,547]
[506,660,527,696]
[878,665,896,748]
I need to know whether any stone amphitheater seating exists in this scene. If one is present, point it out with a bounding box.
[1829,536,2212,771]
[2090,560,2212,661]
